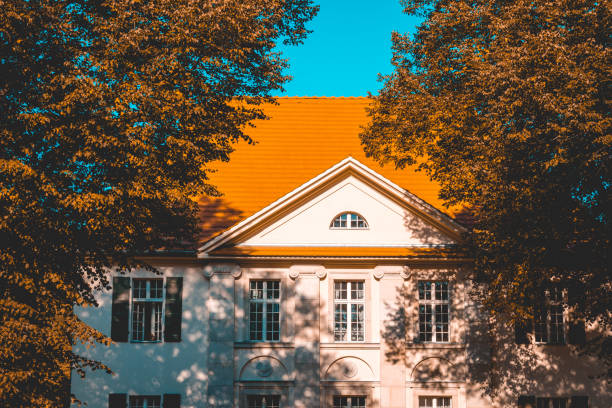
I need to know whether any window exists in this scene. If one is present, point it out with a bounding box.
[519,395,588,408]
[330,212,368,229]
[419,396,451,408]
[129,396,161,408]
[247,395,280,408]
[111,276,182,343]
[109,393,180,408]
[418,281,450,343]
[333,396,366,408]
[249,280,281,341]
[534,287,565,344]
[132,279,164,342]
[334,281,365,342]
[536,398,567,408]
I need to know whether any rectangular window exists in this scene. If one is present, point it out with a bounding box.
[419,396,451,408]
[418,281,450,343]
[247,395,280,408]
[536,397,568,408]
[334,281,365,342]
[129,396,161,408]
[249,280,281,341]
[534,287,565,345]
[131,279,164,342]
[333,396,366,408]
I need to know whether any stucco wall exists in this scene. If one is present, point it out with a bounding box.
[72,263,611,407]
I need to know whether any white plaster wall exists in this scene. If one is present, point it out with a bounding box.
[71,263,612,408]
[241,176,454,247]
[71,265,210,408]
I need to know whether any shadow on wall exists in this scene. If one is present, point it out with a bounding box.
[379,201,609,404]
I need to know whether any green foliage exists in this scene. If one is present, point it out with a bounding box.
[0,0,317,405]
[362,0,610,363]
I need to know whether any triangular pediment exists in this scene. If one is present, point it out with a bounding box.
[198,157,465,257]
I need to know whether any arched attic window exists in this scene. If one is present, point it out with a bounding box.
[330,212,368,229]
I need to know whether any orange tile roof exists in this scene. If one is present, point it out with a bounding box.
[197,97,454,244]
[209,246,467,259]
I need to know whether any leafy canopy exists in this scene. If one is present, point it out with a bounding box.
[0,0,317,405]
[362,0,610,337]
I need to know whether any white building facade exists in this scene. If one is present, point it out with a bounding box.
[72,158,610,408]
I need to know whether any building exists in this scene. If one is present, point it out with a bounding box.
[71,98,609,407]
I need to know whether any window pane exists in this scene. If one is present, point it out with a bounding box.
[537,398,550,408]
[419,397,451,408]
[266,303,280,341]
[351,282,364,300]
[534,308,549,343]
[435,281,449,301]
[249,303,263,341]
[551,398,567,408]
[418,282,432,300]
[351,304,365,341]
[132,302,145,341]
[133,280,147,298]
[152,302,162,341]
[419,304,433,342]
[340,213,347,227]
[333,396,349,408]
[352,396,366,408]
[250,281,264,299]
[267,281,280,299]
[435,304,449,342]
[247,395,280,408]
[419,397,433,408]
[130,396,161,408]
[335,282,347,300]
[549,305,564,344]
[334,304,347,341]
[549,286,563,303]
[149,279,163,299]
[438,397,451,407]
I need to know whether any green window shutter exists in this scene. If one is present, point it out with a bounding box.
[568,320,586,345]
[570,396,588,408]
[164,277,183,342]
[515,320,532,344]
[517,396,535,408]
[568,283,586,345]
[163,394,181,408]
[111,277,131,342]
[109,393,127,408]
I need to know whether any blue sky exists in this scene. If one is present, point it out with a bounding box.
[274,0,421,97]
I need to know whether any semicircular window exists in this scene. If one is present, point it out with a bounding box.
[330,212,368,229]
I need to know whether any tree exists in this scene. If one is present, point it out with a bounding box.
[0,0,317,405]
[361,0,610,368]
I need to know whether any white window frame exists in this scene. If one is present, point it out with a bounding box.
[333,281,365,342]
[330,212,368,229]
[418,396,452,408]
[129,395,161,408]
[534,287,566,345]
[417,281,450,343]
[129,278,165,343]
[333,395,367,408]
[536,397,569,408]
[249,280,281,342]
[246,394,281,408]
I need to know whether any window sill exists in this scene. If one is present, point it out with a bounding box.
[234,342,295,349]
[406,342,466,349]
[130,340,163,344]
[534,342,567,346]
[321,342,380,349]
